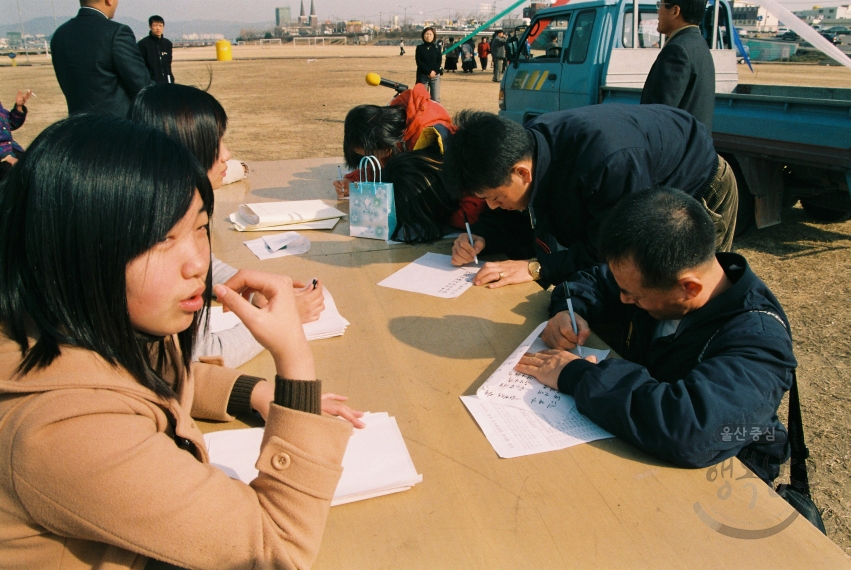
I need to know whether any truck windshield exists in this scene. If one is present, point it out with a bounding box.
[621,9,661,47]
[520,17,571,59]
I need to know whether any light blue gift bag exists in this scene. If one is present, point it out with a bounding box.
[349,156,397,241]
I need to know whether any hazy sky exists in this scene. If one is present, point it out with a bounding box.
[2,0,845,25]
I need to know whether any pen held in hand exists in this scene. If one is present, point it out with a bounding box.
[564,283,582,357]
[464,222,478,265]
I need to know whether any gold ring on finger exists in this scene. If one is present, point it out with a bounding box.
[499,272,505,280]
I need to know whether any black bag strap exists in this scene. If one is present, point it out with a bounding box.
[786,369,812,497]
[698,309,811,496]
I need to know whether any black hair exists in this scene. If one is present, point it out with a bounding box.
[597,187,716,289]
[149,15,165,26]
[130,83,227,171]
[384,145,457,243]
[443,110,534,198]
[668,0,706,25]
[0,114,214,397]
[342,104,407,168]
[421,27,436,42]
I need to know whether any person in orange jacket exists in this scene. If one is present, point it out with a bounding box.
[334,83,486,229]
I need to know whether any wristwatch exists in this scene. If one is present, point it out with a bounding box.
[528,258,542,281]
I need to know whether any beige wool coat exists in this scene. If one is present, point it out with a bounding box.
[0,336,352,570]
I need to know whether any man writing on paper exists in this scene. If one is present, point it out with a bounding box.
[516,187,794,482]
[443,107,737,289]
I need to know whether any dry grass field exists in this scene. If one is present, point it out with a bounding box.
[1,44,850,554]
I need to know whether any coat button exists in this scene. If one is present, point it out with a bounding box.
[272,452,291,470]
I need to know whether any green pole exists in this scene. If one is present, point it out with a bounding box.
[441,0,527,55]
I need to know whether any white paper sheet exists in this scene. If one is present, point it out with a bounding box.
[477,322,610,417]
[464,321,614,458]
[243,232,311,260]
[228,212,341,232]
[203,412,422,506]
[208,287,349,341]
[378,252,477,299]
[461,395,611,459]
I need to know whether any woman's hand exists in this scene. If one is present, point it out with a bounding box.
[214,270,314,380]
[322,393,366,428]
[292,278,324,323]
[333,179,350,198]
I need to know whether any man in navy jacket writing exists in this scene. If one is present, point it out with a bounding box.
[516,187,793,482]
[444,106,738,290]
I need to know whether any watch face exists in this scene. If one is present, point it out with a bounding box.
[529,261,542,280]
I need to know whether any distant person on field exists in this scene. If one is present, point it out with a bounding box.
[444,37,459,72]
[491,30,507,82]
[443,106,738,289]
[640,0,715,130]
[138,15,175,84]
[0,89,31,180]
[517,187,794,484]
[51,0,152,117]
[477,37,490,70]
[460,38,477,73]
[415,27,442,102]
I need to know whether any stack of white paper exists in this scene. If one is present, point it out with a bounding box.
[378,252,477,299]
[462,321,614,459]
[209,287,349,341]
[203,412,422,506]
[229,200,346,232]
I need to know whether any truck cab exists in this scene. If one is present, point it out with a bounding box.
[498,0,851,227]
[499,0,738,124]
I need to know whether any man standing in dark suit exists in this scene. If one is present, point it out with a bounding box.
[640,0,715,130]
[51,0,152,117]
[137,15,174,84]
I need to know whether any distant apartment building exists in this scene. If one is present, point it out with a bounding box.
[6,31,21,47]
[523,2,553,20]
[276,7,291,27]
[346,21,363,33]
[731,2,780,32]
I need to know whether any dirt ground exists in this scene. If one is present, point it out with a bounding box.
[2,45,850,554]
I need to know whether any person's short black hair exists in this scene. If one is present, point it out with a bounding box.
[597,187,716,289]
[421,27,436,42]
[384,145,456,243]
[149,15,165,26]
[443,110,534,198]
[130,84,227,171]
[0,114,213,397]
[668,0,706,25]
[342,104,407,168]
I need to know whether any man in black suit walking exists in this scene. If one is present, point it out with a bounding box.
[51,0,152,117]
[138,15,174,84]
[640,0,715,130]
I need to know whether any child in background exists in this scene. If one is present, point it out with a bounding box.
[0,89,32,179]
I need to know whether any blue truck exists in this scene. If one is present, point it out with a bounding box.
[498,0,851,229]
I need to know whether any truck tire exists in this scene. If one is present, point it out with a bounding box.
[725,155,754,237]
[800,199,851,222]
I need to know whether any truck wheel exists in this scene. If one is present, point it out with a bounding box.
[800,199,851,222]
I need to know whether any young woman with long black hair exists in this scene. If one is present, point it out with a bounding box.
[0,115,355,569]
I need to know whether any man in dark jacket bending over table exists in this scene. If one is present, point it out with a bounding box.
[445,105,737,289]
[516,187,794,482]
